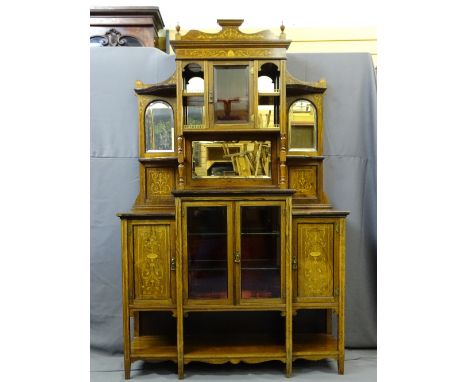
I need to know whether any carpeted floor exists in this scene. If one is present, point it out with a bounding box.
[91,349,376,381]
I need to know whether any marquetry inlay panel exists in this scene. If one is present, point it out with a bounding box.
[289,167,317,197]
[133,225,170,299]
[175,48,279,59]
[297,223,334,297]
[181,28,272,41]
[146,168,174,198]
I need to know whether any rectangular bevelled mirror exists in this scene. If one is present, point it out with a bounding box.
[192,140,271,178]
[213,65,249,124]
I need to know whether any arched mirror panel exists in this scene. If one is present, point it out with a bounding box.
[145,101,174,152]
[288,100,317,151]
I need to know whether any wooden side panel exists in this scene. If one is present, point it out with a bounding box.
[133,223,172,301]
[297,222,334,298]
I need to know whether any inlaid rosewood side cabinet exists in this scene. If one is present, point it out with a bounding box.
[117,19,349,379]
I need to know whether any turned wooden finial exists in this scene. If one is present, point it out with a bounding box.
[280,21,286,39]
[175,22,181,39]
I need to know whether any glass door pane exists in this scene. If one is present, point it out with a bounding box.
[187,206,228,299]
[213,65,250,124]
[240,206,281,299]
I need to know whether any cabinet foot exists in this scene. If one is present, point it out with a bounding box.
[124,359,131,379]
[337,356,344,375]
[286,362,292,377]
[178,363,184,379]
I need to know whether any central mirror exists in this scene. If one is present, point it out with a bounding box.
[192,140,271,178]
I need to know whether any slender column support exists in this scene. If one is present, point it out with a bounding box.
[121,219,131,379]
[175,199,185,379]
[279,134,288,189]
[285,197,293,377]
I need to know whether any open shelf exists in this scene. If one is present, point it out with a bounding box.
[293,333,338,359]
[131,335,177,360]
[183,127,281,134]
[183,92,204,97]
[258,91,280,96]
[188,232,226,236]
[184,334,285,362]
[183,311,285,362]
[241,231,280,235]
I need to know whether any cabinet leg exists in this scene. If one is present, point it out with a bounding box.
[124,359,131,379]
[286,361,292,377]
[337,355,344,375]
[178,362,184,379]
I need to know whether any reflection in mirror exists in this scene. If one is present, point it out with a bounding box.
[184,96,204,128]
[192,141,271,178]
[258,95,280,129]
[214,66,249,124]
[145,101,174,152]
[289,100,317,151]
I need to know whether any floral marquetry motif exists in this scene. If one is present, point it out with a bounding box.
[181,28,272,41]
[146,168,174,198]
[298,223,333,297]
[289,167,317,197]
[176,48,274,59]
[133,225,170,299]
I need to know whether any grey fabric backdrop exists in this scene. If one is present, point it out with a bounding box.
[90,48,376,352]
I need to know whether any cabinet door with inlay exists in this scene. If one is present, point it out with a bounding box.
[293,218,338,303]
[130,220,175,305]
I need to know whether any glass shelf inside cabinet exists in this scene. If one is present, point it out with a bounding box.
[257,63,280,129]
[187,206,228,299]
[183,63,205,130]
[240,206,281,299]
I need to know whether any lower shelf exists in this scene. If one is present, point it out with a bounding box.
[131,336,177,361]
[184,334,286,364]
[293,333,339,360]
[129,334,340,365]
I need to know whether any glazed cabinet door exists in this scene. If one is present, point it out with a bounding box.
[183,202,234,305]
[236,202,285,304]
[129,220,176,305]
[293,218,339,303]
[208,61,254,129]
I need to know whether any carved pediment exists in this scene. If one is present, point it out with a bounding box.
[171,19,291,58]
[181,19,275,41]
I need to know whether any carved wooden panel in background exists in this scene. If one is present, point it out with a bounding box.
[146,168,174,199]
[289,167,317,197]
[297,223,333,297]
[133,225,170,299]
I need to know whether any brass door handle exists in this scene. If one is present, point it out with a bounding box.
[209,91,214,103]
[170,257,176,271]
[234,251,241,263]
